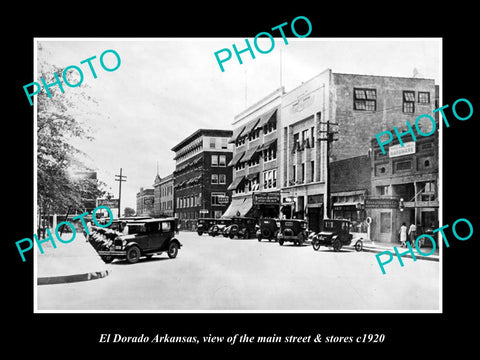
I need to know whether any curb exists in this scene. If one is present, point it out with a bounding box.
[37,269,110,285]
[360,244,439,262]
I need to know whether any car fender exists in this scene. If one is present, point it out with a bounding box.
[125,241,142,253]
[169,238,182,248]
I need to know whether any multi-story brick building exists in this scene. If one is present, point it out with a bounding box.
[171,129,233,229]
[153,173,174,217]
[224,88,283,219]
[278,69,437,233]
[136,187,155,216]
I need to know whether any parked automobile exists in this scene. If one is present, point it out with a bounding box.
[196,218,217,236]
[311,219,363,252]
[277,219,309,246]
[256,218,279,242]
[223,217,258,239]
[208,218,232,237]
[96,218,182,264]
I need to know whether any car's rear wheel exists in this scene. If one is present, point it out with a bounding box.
[312,241,321,251]
[167,242,179,259]
[126,245,141,264]
[354,239,363,252]
[197,230,203,236]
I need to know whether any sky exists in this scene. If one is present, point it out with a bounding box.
[36,38,441,212]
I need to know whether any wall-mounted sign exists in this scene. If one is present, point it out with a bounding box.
[253,191,281,205]
[389,142,416,158]
[365,197,399,209]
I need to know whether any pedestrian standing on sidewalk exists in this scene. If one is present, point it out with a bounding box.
[86,219,92,242]
[399,222,407,247]
[408,223,417,248]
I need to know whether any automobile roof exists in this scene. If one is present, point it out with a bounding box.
[127,217,177,223]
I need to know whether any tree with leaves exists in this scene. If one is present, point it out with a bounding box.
[36,44,111,234]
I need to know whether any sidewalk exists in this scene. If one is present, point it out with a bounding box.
[36,231,110,285]
[351,238,440,262]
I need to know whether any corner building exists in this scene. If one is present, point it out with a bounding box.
[171,129,233,229]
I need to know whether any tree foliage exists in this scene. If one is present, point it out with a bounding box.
[37,44,110,219]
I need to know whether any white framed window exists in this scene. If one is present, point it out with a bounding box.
[219,155,226,167]
[211,155,218,167]
[211,174,218,184]
[219,174,226,184]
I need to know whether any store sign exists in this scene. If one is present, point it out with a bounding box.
[253,191,281,205]
[97,198,119,209]
[389,142,416,158]
[365,198,399,209]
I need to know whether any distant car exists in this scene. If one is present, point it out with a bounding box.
[223,217,258,239]
[208,218,232,237]
[276,219,309,246]
[311,219,362,252]
[197,218,217,236]
[256,218,279,242]
[96,218,182,264]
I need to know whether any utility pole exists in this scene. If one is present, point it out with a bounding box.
[318,120,338,219]
[115,168,127,218]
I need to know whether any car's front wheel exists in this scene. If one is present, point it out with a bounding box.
[312,241,321,251]
[126,245,141,264]
[167,242,179,259]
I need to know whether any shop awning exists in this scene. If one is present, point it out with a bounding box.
[256,108,278,129]
[228,125,246,144]
[228,151,246,167]
[243,145,260,162]
[222,196,253,218]
[227,176,245,191]
[246,171,259,181]
[257,138,277,152]
[243,117,261,136]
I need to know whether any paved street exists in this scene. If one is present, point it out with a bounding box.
[36,231,440,311]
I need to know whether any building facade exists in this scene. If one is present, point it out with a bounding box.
[224,88,283,219]
[279,69,437,233]
[171,129,233,229]
[153,173,174,217]
[330,155,371,232]
[368,129,439,243]
[136,187,155,216]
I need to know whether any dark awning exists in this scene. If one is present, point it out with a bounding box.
[255,108,278,129]
[243,117,261,136]
[243,145,260,161]
[228,125,246,144]
[257,138,277,152]
[227,176,245,191]
[246,172,259,180]
[228,151,245,167]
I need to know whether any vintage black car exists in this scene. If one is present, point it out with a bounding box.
[277,219,309,246]
[223,217,258,239]
[96,218,182,264]
[256,218,279,242]
[311,219,363,252]
[208,218,232,237]
[197,218,217,236]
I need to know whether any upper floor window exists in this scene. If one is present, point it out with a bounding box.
[354,88,376,111]
[418,91,430,104]
[403,91,415,113]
